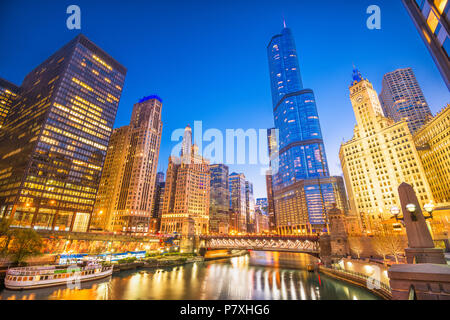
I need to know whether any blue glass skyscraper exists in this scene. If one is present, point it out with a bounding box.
[267,26,329,189]
[267,25,346,233]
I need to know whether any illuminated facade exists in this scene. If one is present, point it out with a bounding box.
[229,172,247,233]
[273,176,348,235]
[245,180,255,233]
[0,78,20,129]
[402,0,450,89]
[92,96,163,235]
[379,68,432,134]
[339,68,433,232]
[209,164,229,234]
[90,125,129,231]
[414,104,450,203]
[0,34,126,232]
[160,126,210,235]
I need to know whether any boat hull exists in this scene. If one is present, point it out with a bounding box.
[4,268,113,290]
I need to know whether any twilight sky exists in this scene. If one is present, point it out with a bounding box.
[0,0,449,199]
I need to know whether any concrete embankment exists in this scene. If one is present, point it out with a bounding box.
[319,266,392,300]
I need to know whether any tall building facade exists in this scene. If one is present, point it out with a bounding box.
[150,172,165,234]
[265,170,276,232]
[339,68,433,232]
[266,25,345,234]
[0,78,20,129]
[414,104,450,203]
[229,172,247,233]
[245,180,255,233]
[379,67,432,134]
[90,125,129,231]
[209,164,229,234]
[91,96,163,234]
[0,34,126,232]
[267,27,330,189]
[160,126,210,235]
[402,0,450,89]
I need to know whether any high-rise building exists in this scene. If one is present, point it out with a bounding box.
[379,67,432,134]
[0,34,126,232]
[91,96,163,234]
[150,172,165,234]
[156,171,165,184]
[160,125,210,235]
[414,104,450,203]
[265,171,276,232]
[267,26,330,188]
[229,172,247,233]
[245,180,255,233]
[402,0,450,89]
[90,125,129,231]
[266,25,345,234]
[209,164,229,234]
[0,78,20,129]
[340,67,433,232]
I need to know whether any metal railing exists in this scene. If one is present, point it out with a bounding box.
[328,264,391,293]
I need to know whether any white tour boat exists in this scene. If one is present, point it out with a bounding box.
[4,262,113,290]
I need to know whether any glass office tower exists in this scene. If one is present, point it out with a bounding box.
[267,26,346,233]
[209,164,230,234]
[267,27,330,189]
[0,34,126,232]
[379,67,432,134]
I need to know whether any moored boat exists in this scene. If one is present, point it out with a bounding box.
[4,262,113,290]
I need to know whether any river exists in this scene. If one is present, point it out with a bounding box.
[0,251,380,300]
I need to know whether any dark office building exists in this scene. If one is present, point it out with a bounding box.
[0,34,126,232]
[0,78,20,129]
[150,173,165,233]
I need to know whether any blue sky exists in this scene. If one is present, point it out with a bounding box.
[0,0,448,199]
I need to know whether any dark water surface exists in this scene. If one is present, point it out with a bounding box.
[0,251,379,300]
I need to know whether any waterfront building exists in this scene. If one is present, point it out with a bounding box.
[413,104,450,203]
[273,176,348,235]
[160,125,210,235]
[379,68,432,134]
[92,96,163,234]
[209,164,230,234]
[229,172,247,233]
[0,34,126,232]
[402,0,450,90]
[245,180,255,233]
[339,67,433,232]
[0,78,20,129]
[266,25,345,234]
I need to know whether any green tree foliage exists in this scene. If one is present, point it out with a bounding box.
[8,228,44,266]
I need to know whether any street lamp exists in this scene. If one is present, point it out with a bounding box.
[423,203,434,220]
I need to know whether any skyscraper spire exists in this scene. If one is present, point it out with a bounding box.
[283,18,287,28]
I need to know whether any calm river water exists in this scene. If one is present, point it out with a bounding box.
[0,251,379,300]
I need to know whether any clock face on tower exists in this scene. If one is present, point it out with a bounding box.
[356,95,363,103]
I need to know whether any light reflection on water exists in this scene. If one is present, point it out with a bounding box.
[0,251,380,300]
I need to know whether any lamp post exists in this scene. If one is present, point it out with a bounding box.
[390,203,434,223]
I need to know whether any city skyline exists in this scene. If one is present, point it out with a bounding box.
[1,0,449,199]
